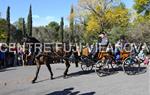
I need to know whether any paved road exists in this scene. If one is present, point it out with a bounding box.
[0,64,149,95]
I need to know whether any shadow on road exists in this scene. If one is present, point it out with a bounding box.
[127,67,148,75]
[32,66,148,84]
[33,78,50,84]
[68,70,95,77]
[52,70,96,80]
[34,70,118,84]
[46,87,96,95]
[112,66,148,75]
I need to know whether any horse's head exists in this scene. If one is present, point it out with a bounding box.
[21,36,30,43]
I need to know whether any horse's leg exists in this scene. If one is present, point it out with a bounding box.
[64,59,70,78]
[75,61,79,67]
[46,63,54,80]
[75,57,79,68]
[32,59,41,83]
[75,55,79,67]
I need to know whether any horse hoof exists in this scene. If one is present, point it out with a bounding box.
[32,80,36,84]
[51,77,54,80]
[63,75,66,79]
[63,75,69,79]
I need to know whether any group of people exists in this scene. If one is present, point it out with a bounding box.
[0,32,149,69]
[0,43,29,69]
[0,44,24,68]
[85,32,149,65]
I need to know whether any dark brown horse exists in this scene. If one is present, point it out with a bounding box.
[22,37,53,83]
[32,45,79,83]
[32,52,60,83]
[22,37,79,83]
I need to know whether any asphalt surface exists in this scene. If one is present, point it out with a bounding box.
[0,64,149,95]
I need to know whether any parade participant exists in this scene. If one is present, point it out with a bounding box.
[114,40,122,62]
[136,45,146,62]
[114,35,127,62]
[98,32,109,52]
[0,44,5,68]
[89,44,97,59]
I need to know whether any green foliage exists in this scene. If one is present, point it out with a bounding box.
[14,30,23,42]
[0,33,7,40]
[32,27,52,42]
[77,0,129,43]
[0,18,17,42]
[128,21,150,43]
[108,27,127,44]
[6,6,10,43]
[46,21,60,42]
[134,0,150,15]
[0,19,7,41]
[22,18,26,37]
[46,21,60,32]
[83,30,99,44]
[70,5,75,43]
[1,0,150,45]
[60,17,64,43]
[14,18,24,30]
[27,5,32,37]
[13,18,26,40]
[0,29,7,41]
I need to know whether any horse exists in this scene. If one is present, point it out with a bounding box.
[32,44,80,83]
[22,37,80,83]
[22,37,54,83]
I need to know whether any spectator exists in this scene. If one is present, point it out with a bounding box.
[0,44,6,68]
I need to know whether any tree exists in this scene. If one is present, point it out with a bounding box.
[77,0,129,43]
[22,18,26,37]
[6,6,10,43]
[32,27,52,42]
[78,0,114,32]
[131,0,150,45]
[105,5,129,28]
[0,19,7,41]
[60,17,64,43]
[80,0,129,31]
[14,18,23,30]
[70,5,75,43]
[108,26,127,44]
[15,30,23,42]
[46,21,60,32]
[0,31,7,41]
[0,18,17,42]
[86,14,100,33]
[46,21,60,42]
[27,5,32,37]
[13,18,26,40]
[133,0,150,24]
[128,21,150,43]
[134,0,150,16]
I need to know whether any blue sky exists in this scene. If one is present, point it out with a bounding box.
[0,0,134,26]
